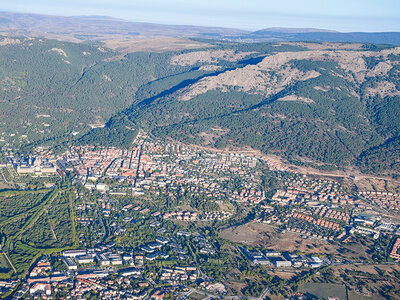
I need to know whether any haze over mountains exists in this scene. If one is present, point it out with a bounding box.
[0,11,247,42]
[1,11,400,45]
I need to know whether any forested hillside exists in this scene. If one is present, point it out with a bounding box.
[0,36,194,147]
[83,41,400,176]
[2,36,400,176]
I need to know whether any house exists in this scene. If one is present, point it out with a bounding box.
[156,237,169,244]
[151,290,166,299]
[30,283,51,296]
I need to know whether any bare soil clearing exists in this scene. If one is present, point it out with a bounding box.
[219,222,337,254]
[103,37,209,53]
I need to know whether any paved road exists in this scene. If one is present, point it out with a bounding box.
[258,287,270,300]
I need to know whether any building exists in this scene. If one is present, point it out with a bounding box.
[350,226,380,239]
[63,257,77,270]
[30,283,51,296]
[63,249,87,257]
[119,267,141,277]
[275,260,292,268]
[76,255,94,264]
[96,254,110,266]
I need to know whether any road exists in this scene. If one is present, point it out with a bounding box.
[178,288,196,300]
[258,287,270,300]
[146,277,156,286]
[45,209,58,241]
[4,252,17,274]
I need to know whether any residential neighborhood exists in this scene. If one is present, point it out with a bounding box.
[1,134,400,299]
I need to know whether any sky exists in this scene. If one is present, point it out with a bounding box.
[1,0,400,32]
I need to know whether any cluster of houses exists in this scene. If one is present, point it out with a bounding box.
[0,280,19,297]
[163,211,198,221]
[359,191,400,210]
[291,212,341,231]
[231,188,264,203]
[140,239,170,261]
[24,256,146,299]
[201,211,231,221]
[17,242,213,299]
[159,266,197,283]
[315,207,350,223]
[390,237,400,261]
[272,175,356,206]
[53,137,267,205]
[272,188,355,206]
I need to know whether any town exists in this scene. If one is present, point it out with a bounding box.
[0,134,400,299]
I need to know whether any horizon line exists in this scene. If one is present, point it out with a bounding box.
[1,10,400,34]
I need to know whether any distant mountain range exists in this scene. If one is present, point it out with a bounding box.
[0,11,400,45]
[0,11,247,42]
[253,27,339,34]
[246,30,400,45]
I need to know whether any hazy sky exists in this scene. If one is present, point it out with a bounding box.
[2,0,400,32]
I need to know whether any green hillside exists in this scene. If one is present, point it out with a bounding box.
[2,36,400,176]
[0,36,193,147]
[83,42,400,175]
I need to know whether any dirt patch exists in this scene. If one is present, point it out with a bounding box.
[314,85,331,92]
[269,270,297,280]
[219,222,336,254]
[0,37,22,46]
[103,37,209,53]
[288,42,364,51]
[368,61,393,76]
[277,94,315,104]
[365,81,400,98]
[219,222,275,246]
[174,47,400,101]
[170,49,254,66]
[175,50,326,101]
[49,47,68,57]
[354,176,400,194]
[224,280,247,295]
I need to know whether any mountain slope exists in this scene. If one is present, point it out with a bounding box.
[2,35,400,175]
[357,137,400,176]
[0,36,197,146]
[83,42,400,174]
